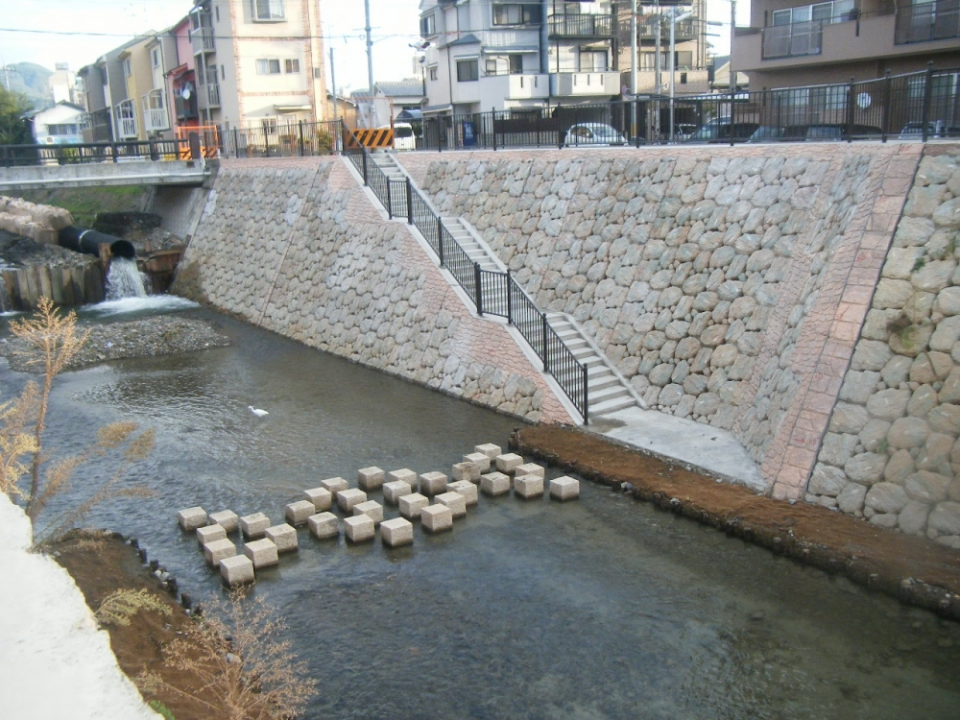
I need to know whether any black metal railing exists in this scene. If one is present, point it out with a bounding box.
[224,119,342,159]
[896,0,960,44]
[548,12,614,37]
[0,138,190,167]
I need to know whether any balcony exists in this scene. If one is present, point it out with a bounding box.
[554,72,621,97]
[190,27,215,55]
[762,20,823,59]
[636,17,697,42]
[203,83,221,109]
[549,13,614,38]
[896,0,960,44]
[481,73,549,102]
[115,100,137,139]
[142,90,169,132]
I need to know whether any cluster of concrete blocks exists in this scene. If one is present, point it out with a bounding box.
[177,443,580,586]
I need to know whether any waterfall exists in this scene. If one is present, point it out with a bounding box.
[105,257,148,300]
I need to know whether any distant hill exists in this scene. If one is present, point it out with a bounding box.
[1,62,53,111]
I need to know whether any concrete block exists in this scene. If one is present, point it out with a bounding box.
[219,555,254,586]
[419,471,448,496]
[480,471,511,496]
[387,468,418,490]
[514,474,545,499]
[515,463,544,479]
[321,477,349,495]
[303,487,333,512]
[337,488,367,512]
[207,510,238,533]
[307,512,340,539]
[265,523,298,553]
[399,492,430,520]
[239,512,270,540]
[353,500,384,526]
[196,524,226,546]
[495,453,523,474]
[344,514,375,542]
[285,500,316,526]
[550,476,581,501]
[380,517,414,548]
[383,480,413,505]
[203,538,236,567]
[463,452,491,473]
[475,443,502,459]
[421,504,453,533]
[244,538,279,568]
[448,479,479,506]
[357,466,385,491]
[178,506,207,531]
[452,461,480,483]
[436,491,467,518]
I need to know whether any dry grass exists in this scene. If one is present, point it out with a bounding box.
[96,589,172,628]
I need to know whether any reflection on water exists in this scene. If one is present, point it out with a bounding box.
[5,307,960,720]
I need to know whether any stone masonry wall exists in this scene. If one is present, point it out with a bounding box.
[172,156,574,425]
[808,147,960,549]
[397,144,925,500]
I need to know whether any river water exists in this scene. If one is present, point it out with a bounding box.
[3,302,960,720]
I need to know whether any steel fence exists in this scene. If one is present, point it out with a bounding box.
[222,119,343,159]
[0,138,189,167]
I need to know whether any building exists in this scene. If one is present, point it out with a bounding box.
[733,0,960,90]
[417,0,622,116]
[355,80,426,128]
[27,101,86,145]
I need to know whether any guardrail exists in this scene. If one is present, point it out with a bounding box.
[0,138,191,167]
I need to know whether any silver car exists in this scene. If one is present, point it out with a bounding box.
[563,122,627,147]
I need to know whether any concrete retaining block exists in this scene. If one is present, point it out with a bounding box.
[448,479,479,506]
[399,492,430,520]
[344,514,375,542]
[304,487,333,511]
[307,512,340,539]
[436,491,467,518]
[177,506,207,531]
[383,480,413,504]
[321,477,350,495]
[357,466,385,491]
[219,555,254,586]
[475,443,501,459]
[514,474,544,499]
[196,524,226,547]
[353,500,384,526]
[244,538,279,568]
[381,517,414,548]
[421,504,453,533]
[265,523,298,552]
[207,510,238,533]
[239,512,270,539]
[419,471,448,496]
[495,453,523,474]
[515,463,544,479]
[463,452,491,473]
[285,500,316,526]
[550,476,580,501]
[481,471,511,496]
[387,468,418,490]
[337,488,367,512]
[452,461,480,483]
[204,538,236,567]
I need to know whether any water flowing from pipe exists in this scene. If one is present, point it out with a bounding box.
[105,257,148,300]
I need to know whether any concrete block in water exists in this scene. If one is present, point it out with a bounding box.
[307,512,340,539]
[515,463,544,479]
[244,538,279,568]
[419,471,448,497]
[357,466,385,491]
[435,491,467,518]
[344,514,375,542]
[265,523,298,553]
[204,538,236,567]
[448,479,479,506]
[303,487,333,511]
[550,476,580,501]
[337,488,367,512]
[353,500,383,526]
[480,471,511,496]
[514,474,544,499]
[475,443,502,459]
[285,500,316,526]
[381,517,414,548]
[178,506,207,531]
[207,510,238,533]
[387,468,418,490]
[383,480,413,505]
[196,524,226,547]
[240,512,271,539]
[321,477,350,495]
[452,461,480,483]
[463,452,491,473]
[495,453,523,474]
[399,492,430,520]
[219,555,254,586]
[421,504,453,533]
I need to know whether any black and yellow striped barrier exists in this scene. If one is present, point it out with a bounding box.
[346,128,394,150]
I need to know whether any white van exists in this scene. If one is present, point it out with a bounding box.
[384,122,416,151]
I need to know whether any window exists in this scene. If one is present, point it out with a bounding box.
[579,50,608,72]
[285,59,300,74]
[457,59,479,82]
[428,65,438,81]
[420,13,436,36]
[151,49,160,68]
[675,50,693,68]
[770,0,856,26]
[509,54,523,74]
[486,58,499,75]
[48,124,79,136]
[254,0,285,21]
[493,4,541,26]
[256,58,282,74]
[680,72,688,84]
[122,58,132,77]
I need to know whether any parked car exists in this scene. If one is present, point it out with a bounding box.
[379,122,417,151]
[686,117,760,143]
[563,123,627,147]
[898,120,960,140]
[804,124,882,141]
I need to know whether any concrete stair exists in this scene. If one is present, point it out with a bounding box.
[440,217,502,272]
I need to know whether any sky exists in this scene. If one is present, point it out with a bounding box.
[0,0,751,94]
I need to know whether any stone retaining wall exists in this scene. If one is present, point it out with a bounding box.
[171,157,574,425]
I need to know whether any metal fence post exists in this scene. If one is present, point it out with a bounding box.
[881,70,892,143]
[921,61,934,142]
[298,120,305,156]
[406,178,413,224]
[474,263,483,315]
[361,150,368,186]
[492,107,497,152]
[845,77,856,142]
[582,365,589,424]
[506,270,513,325]
[541,314,549,372]
[387,180,393,219]
[437,217,445,266]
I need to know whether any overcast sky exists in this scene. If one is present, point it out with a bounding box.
[0,1,749,94]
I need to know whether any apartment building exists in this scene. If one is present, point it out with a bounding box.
[733,0,960,89]
[418,0,621,115]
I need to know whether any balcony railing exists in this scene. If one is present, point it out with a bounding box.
[762,20,823,59]
[142,90,169,132]
[204,82,221,108]
[636,18,697,41]
[190,26,215,55]
[549,13,614,38]
[896,0,960,44]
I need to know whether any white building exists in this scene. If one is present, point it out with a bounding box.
[28,101,86,145]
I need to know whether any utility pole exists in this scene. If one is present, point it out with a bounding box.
[729,0,737,133]
[364,0,374,93]
[330,47,339,153]
[630,0,637,138]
